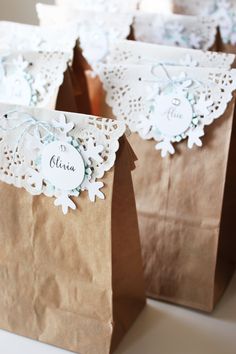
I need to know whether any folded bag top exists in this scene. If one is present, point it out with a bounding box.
[0,21,92,114]
[98,63,236,157]
[133,12,218,50]
[109,39,235,69]
[0,103,145,353]
[0,104,126,213]
[36,3,134,68]
[0,51,69,109]
[0,21,78,59]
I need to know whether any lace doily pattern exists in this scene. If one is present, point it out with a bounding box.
[133,13,217,50]
[173,0,236,45]
[55,0,139,12]
[0,104,125,214]
[36,4,133,67]
[0,21,78,59]
[0,51,69,107]
[98,63,236,157]
[109,40,235,69]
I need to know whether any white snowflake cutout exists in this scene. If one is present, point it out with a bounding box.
[179,54,199,67]
[52,114,74,142]
[80,138,104,165]
[189,33,202,49]
[81,179,105,202]
[194,93,214,116]
[54,192,77,215]
[187,125,204,149]
[155,139,175,158]
[12,55,29,73]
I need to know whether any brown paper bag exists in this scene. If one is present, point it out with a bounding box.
[98,62,236,312]
[128,100,236,312]
[73,46,103,116]
[0,104,145,353]
[56,61,91,114]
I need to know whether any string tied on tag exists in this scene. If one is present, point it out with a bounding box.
[135,54,199,68]
[152,63,193,89]
[0,110,59,162]
[141,63,204,96]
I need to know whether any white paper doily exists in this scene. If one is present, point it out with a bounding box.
[0,104,126,213]
[98,63,236,156]
[133,13,217,50]
[0,51,69,107]
[108,40,235,69]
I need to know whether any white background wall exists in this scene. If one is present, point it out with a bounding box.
[0,0,173,25]
[0,0,53,24]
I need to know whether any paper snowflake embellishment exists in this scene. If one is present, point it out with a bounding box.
[24,114,105,214]
[144,76,214,157]
[179,54,199,67]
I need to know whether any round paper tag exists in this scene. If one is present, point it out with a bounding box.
[154,94,193,137]
[41,141,85,191]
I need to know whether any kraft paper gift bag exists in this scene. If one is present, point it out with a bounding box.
[36,3,135,116]
[0,103,145,354]
[173,0,236,67]
[0,20,90,114]
[98,62,236,312]
[133,12,219,51]
[0,51,70,110]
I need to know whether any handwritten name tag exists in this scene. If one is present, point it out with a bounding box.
[154,94,193,136]
[41,141,85,191]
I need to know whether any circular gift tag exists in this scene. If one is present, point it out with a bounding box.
[41,141,85,191]
[154,94,193,137]
[0,74,32,106]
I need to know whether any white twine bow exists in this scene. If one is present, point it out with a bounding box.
[0,110,60,162]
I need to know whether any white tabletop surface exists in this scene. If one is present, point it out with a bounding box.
[0,272,235,354]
